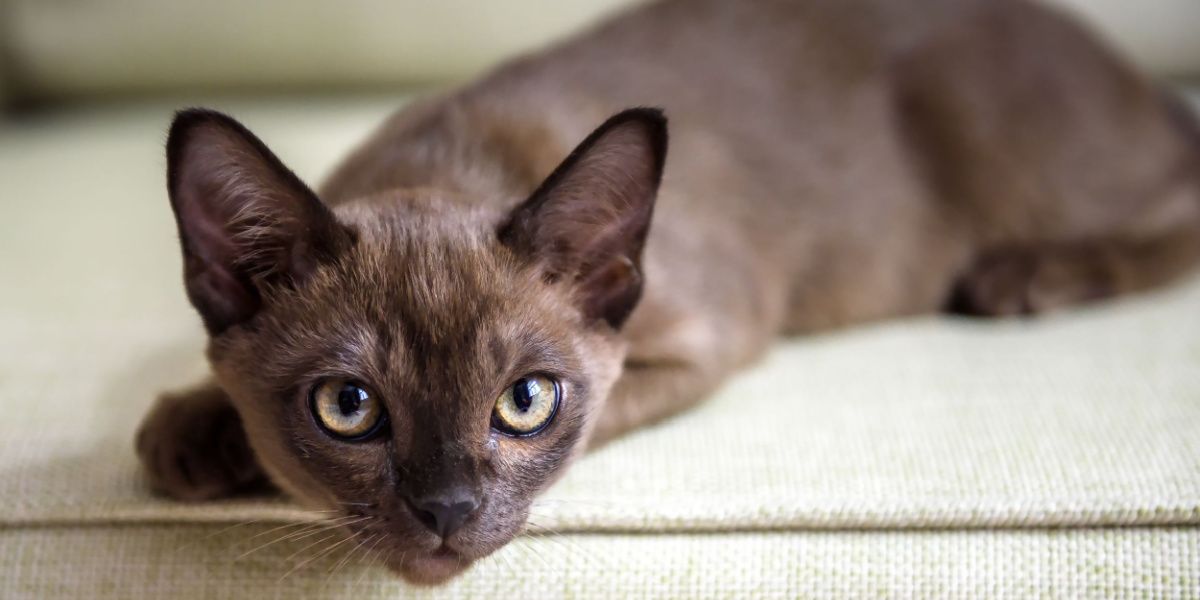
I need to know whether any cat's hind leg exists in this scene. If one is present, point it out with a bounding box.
[135,380,267,500]
[947,227,1200,316]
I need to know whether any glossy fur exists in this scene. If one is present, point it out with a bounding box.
[136,0,1200,584]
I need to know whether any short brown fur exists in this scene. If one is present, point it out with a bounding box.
[136,0,1200,584]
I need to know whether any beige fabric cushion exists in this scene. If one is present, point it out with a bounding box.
[1,92,1199,596]
[2,0,1198,102]
[4,526,1197,597]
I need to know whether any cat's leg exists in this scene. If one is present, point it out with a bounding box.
[587,361,721,449]
[948,227,1200,316]
[584,252,782,448]
[135,380,267,500]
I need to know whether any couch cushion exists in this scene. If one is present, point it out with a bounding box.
[3,526,1197,597]
[1,93,1199,595]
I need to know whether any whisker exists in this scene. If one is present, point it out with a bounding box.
[524,520,612,571]
[532,498,625,508]
[236,516,371,561]
[243,514,359,544]
[510,537,555,573]
[529,499,627,521]
[200,518,266,541]
[282,531,341,563]
[352,535,388,589]
[234,524,324,561]
[363,535,388,565]
[177,518,274,552]
[491,543,520,575]
[310,514,372,526]
[524,530,585,571]
[518,532,568,573]
[382,549,410,576]
[327,532,376,582]
[240,521,313,544]
[280,530,362,582]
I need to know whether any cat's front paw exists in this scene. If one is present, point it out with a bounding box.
[135,384,266,501]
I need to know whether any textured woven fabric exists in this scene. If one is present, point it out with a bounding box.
[2,525,1197,599]
[2,94,1200,596]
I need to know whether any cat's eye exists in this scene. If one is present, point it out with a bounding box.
[310,379,386,441]
[492,374,560,436]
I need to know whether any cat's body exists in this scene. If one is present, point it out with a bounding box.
[319,0,1200,441]
[137,0,1200,584]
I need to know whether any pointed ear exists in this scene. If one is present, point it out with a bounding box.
[166,109,353,334]
[499,108,667,329]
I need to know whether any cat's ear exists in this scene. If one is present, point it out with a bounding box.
[166,109,353,334]
[499,108,668,329]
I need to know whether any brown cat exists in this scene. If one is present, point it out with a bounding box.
[135,0,1200,585]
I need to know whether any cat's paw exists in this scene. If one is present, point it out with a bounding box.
[948,249,1039,316]
[135,384,265,501]
[948,246,1113,316]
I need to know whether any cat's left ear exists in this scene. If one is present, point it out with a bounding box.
[499,108,668,329]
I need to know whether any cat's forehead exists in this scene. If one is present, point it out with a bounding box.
[335,202,519,313]
[285,198,575,373]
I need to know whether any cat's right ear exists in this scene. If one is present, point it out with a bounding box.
[166,109,353,335]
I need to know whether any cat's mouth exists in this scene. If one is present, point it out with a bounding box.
[387,545,473,585]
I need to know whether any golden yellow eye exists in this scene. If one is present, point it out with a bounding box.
[492,375,560,436]
[310,379,385,440]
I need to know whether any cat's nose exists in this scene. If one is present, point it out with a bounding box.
[406,490,480,538]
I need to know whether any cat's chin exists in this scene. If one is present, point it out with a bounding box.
[387,547,473,586]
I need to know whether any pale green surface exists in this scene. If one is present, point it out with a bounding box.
[2,95,1200,596]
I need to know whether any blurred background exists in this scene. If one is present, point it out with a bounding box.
[0,0,1197,108]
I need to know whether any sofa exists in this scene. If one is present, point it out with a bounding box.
[2,1,1199,597]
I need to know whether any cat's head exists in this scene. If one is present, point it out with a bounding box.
[164,107,666,584]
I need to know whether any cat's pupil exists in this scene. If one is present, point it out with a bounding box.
[337,385,364,416]
[512,378,539,412]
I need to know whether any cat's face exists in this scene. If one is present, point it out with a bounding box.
[164,108,665,584]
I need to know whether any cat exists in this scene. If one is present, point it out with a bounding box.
[135,0,1200,585]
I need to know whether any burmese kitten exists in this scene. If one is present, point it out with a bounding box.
[136,0,1200,584]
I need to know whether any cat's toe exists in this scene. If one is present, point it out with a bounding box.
[947,249,1038,316]
[948,246,1116,317]
[135,387,264,501]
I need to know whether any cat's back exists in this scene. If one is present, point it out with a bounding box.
[468,0,999,136]
[324,0,1006,206]
[455,0,1053,225]
[319,0,1194,349]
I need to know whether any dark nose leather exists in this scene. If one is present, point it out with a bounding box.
[406,490,480,538]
